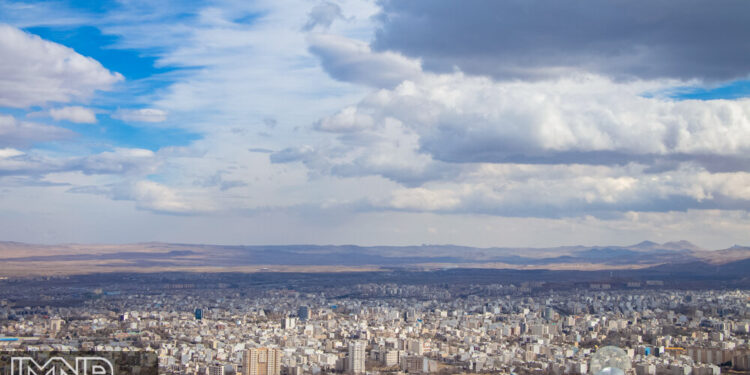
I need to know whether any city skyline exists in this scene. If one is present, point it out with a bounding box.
[1,271,748,374]
[1,0,750,248]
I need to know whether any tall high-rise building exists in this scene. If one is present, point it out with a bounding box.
[282,316,296,329]
[209,364,225,375]
[297,306,309,321]
[347,341,366,374]
[195,308,203,320]
[408,339,424,355]
[49,318,64,333]
[243,348,281,375]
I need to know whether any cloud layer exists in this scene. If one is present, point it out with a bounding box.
[373,0,750,81]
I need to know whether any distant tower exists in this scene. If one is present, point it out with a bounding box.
[195,308,203,320]
[544,306,555,320]
[347,341,366,374]
[297,306,309,321]
[49,318,64,333]
[244,348,281,375]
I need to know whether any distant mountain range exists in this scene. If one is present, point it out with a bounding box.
[0,240,748,276]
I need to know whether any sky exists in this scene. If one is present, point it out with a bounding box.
[1,0,750,249]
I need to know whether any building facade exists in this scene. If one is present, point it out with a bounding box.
[347,341,366,374]
[244,348,281,375]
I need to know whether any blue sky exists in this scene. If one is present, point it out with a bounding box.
[1,0,750,248]
[25,25,171,80]
[672,80,750,101]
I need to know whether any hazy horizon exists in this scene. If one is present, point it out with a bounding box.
[1,238,741,252]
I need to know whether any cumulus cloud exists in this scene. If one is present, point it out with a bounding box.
[48,106,97,123]
[307,70,750,171]
[373,0,750,81]
[308,33,422,88]
[69,179,210,215]
[0,24,122,108]
[313,105,374,132]
[113,180,195,214]
[0,114,73,147]
[112,108,168,123]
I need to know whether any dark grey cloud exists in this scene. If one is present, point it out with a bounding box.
[373,0,750,81]
[302,2,344,31]
[67,185,111,195]
[270,147,314,164]
[194,171,248,191]
[308,33,422,88]
[263,117,277,128]
[248,147,274,153]
[419,131,750,174]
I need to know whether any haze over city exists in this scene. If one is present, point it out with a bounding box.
[1,0,750,248]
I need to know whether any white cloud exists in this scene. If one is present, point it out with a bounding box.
[314,105,374,132]
[364,163,750,218]
[307,60,750,170]
[68,178,206,215]
[113,180,195,214]
[0,148,24,159]
[112,108,168,123]
[49,106,97,123]
[0,23,122,108]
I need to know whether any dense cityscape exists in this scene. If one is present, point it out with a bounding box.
[1,273,749,375]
